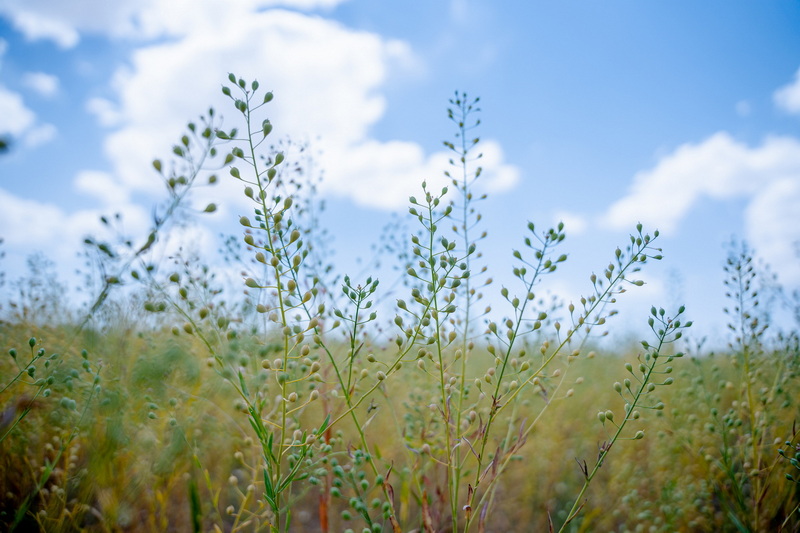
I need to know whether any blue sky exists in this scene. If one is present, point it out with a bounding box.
[1,0,799,345]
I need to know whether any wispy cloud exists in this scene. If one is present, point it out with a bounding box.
[22,71,59,97]
[553,211,587,236]
[774,67,800,115]
[23,122,56,147]
[74,171,130,206]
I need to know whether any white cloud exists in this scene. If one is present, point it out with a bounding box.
[603,133,800,233]
[85,8,518,210]
[0,0,352,48]
[74,171,131,206]
[155,223,218,265]
[0,176,225,301]
[0,187,147,268]
[774,67,800,115]
[259,0,350,8]
[0,0,157,47]
[0,85,57,147]
[476,141,520,193]
[744,178,800,285]
[0,54,57,146]
[23,123,57,147]
[86,97,123,127]
[0,2,519,286]
[0,181,190,301]
[553,211,587,236]
[321,139,450,209]
[603,132,800,286]
[4,8,79,48]
[0,188,65,246]
[1,2,519,219]
[92,9,405,197]
[0,86,35,135]
[607,272,667,319]
[539,272,668,341]
[22,71,59,97]
[318,138,518,209]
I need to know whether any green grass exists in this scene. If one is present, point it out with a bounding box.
[0,76,798,532]
[2,327,797,531]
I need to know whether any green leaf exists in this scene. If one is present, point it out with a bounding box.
[238,369,249,398]
[247,416,262,439]
[266,432,277,463]
[263,468,277,511]
[189,478,202,533]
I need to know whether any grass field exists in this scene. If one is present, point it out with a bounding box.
[1,78,798,532]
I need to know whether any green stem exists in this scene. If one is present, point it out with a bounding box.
[558,317,677,531]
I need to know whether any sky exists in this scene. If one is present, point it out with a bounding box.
[0,0,799,347]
